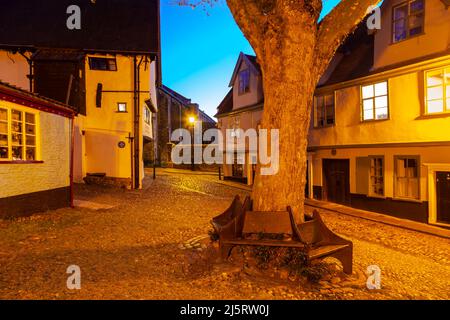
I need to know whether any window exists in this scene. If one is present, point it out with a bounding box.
[395,156,420,200]
[392,0,424,43]
[369,157,384,197]
[425,67,450,114]
[89,57,117,71]
[314,93,335,127]
[238,69,250,95]
[0,107,37,161]
[144,106,151,124]
[361,81,389,121]
[117,103,127,113]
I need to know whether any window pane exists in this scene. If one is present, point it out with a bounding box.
[11,110,22,121]
[0,122,7,134]
[409,14,423,36]
[364,109,374,121]
[0,147,7,159]
[26,124,35,135]
[26,135,36,146]
[363,99,374,111]
[118,103,127,112]
[393,20,407,42]
[428,100,444,113]
[374,82,387,96]
[12,146,23,160]
[410,0,424,13]
[26,147,36,161]
[12,133,22,145]
[12,121,22,133]
[375,96,388,109]
[0,134,7,146]
[397,158,407,177]
[375,107,388,120]
[427,70,444,86]
[25,113,35,124]
[0,108,6,121]
[427,86,443,100]
[408,178,419,199]
[394,5,408,19]
[362,85,374,99]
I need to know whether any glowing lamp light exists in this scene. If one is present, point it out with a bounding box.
[188,116,196,125]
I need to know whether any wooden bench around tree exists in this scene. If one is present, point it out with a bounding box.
[211,198,353,274]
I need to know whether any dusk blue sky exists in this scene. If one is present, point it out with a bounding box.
[160,0,342,118]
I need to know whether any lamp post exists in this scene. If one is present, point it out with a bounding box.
[188,116,196,171]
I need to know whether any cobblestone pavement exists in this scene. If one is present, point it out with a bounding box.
[0,170,449,300]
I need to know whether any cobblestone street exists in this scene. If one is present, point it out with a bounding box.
[0,170,449,300]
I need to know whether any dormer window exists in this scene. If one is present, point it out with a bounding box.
[392,0,424,43]
[238,69,250,95]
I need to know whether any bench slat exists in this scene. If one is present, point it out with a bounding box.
[308,245,350,259]
[223,239,305,248]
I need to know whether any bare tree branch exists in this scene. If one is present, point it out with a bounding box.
[315,0,382,76]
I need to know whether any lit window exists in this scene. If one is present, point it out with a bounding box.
[361,81,389,121]
[314,93,335,128]
[117,103,127,113]
[0,107,37,161]
[238,69,250,95]
[425,67,450,114]
[369,157,384,197]
[89,57,117,71]
[392,0,424,43]
[144,106,151,124]
[395,156,420,200]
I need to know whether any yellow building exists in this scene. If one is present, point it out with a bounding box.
[309,0,450,226]
[0,81,75,218]
[0,0,161,190]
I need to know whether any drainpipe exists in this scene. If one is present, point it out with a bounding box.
[133,55,144,189]
[70,116,75,208]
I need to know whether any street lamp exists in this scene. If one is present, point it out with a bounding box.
[188,115,197,171]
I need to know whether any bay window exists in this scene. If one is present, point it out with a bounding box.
[0,107,38,161]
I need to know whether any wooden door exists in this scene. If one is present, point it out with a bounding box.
[436,172,450,224]
[323,159,350,205]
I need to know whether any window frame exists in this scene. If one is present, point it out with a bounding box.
[391,0,425,44]
[424,66,450,115]
[360,80,390,122]
[313,92,336,128]
[144,105,152,125]
[117,102,127,113]
[88,57,118,71]
[368,156,385,198]
[238,69,251,95]
[394,155,421,201]
[0,105,40,163]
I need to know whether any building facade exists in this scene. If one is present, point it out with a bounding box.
[216,53,264,185]
[309,0,450,225]
[0,81,75,218]
[155,85,216,166]
[0,0,161,189]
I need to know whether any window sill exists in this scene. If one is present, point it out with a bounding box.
[390,32,425,46]
[360,118,390,123]
[392,197,422,204]
[0,160,44,164]
[415,112,450,120]
[313,124,336,130]
[367,195,386,200]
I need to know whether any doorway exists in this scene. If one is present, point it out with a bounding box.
[323,159,350,205]
[436,172,450,224]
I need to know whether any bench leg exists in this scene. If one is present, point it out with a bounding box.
[219,243,234,261]
[330,246,353,275]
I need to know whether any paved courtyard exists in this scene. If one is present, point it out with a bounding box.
[0,170,449,300]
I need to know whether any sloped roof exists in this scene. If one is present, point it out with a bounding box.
[0,81,75,118]
[0,0,160,54]
[319,20,374,87]
[229,52,261,87]
[215,89,233,118]
[159,85,192,106]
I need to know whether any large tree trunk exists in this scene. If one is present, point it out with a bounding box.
[251,21,318,222]
[224,0,382,222]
